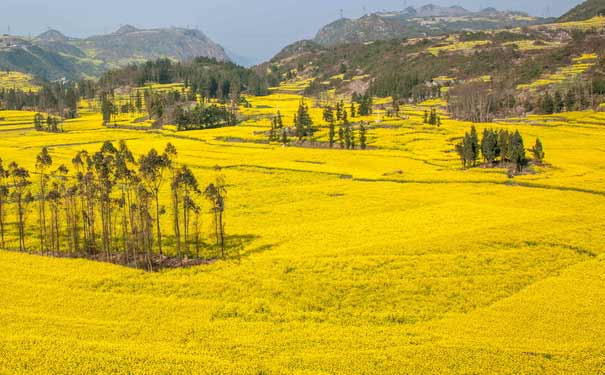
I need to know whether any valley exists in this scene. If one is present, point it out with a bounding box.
[0,1,604,374]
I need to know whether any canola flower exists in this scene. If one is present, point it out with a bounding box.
[0,91,604,373]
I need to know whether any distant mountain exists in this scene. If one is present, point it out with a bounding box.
[0,25,230,82]
[0,35,104,81]
[70,25,230,66]
[224,48,261,68]
[558,0,605,22]
[314,4,551,46]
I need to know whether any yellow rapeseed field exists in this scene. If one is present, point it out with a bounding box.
[0,71,40,92]
[0,91,604,374]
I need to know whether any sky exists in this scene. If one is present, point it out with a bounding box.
[0,0,584,63]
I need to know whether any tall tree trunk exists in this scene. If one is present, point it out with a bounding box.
[0,197,4,249]
[155,193,162,256]
[219,210,225,258]
[173,187,181,263]
[39,176,47,254]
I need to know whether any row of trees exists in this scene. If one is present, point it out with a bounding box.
[0,142,228,271]
[352,93,374,116]
[267,102,369,150]
[331,122,368,150]
[537,86,593,115]
[423,108,442,126]
[456,126,544,173]
[100,87,239,130]
[172,103,237,131]
[33,113,63,133]
[98,58,269,101]
[0,82,85,118]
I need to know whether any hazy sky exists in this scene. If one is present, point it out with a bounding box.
[0,0,584,62]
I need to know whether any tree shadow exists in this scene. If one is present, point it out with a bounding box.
[220,234,278,262]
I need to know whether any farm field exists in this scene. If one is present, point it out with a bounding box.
[0,92,605,374]
[0,71,39,92]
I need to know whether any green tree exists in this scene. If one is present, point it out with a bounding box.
[139,148,170,256]
[34,113,44,131]
[541,92,554,114]
[204,172,227,258]
[553,91,564,113]
[531,138,545,164]
[281,128,289,146]
[469,126,479,167]
[481,129,497,165]
[0,159,8,249]
[36,147,53,254]
[565,90,576,111]
[338,126,345,149]
[328,119,335,148]
[359,123,367,150]
[510,130,527,173]
[9,162,31,252]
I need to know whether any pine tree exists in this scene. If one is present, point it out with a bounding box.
[276,110,283,128]
[344,125,352,150]
[336,101,343,121]
[281,128,289,146]
[481,129,497,165]
[34,113,44,131]
[541,92,554,114]
[469,126,479,167]
[565,91,576,111]
[510,130,527,173]
[553,91,564,113]
[359,123,367,150]
[323,106,334,123]
[328,120,335,148]
[531,138,545,164]
[338,126,345,149]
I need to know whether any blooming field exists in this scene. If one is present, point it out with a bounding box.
[0,94,605,373]
[0,71,40,92]
[427,40,491,56]
[517,53,597,90]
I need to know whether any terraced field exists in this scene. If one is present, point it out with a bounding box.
[0,93,604,374]
[0,71,39,92]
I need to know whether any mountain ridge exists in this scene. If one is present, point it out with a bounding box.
[313,4,551,46]
[0,25,230,81]
[558,0,605,22]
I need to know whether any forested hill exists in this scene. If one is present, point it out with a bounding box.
[0,26,229,81]
[313,4,551,46]
[258,10,605,121]
[558,0,605,22]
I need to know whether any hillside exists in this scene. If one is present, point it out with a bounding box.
[0,25,229,81]
[260,15,605,121]
[2,1,605,373]
[0,35,105,81]
[314,4,551,46]
[558,0,605,22]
